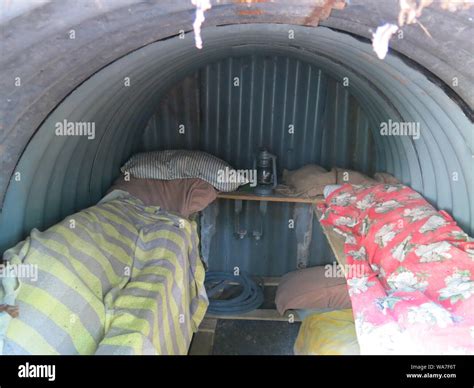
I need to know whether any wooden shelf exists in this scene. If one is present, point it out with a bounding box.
[206,309,301,322]
[217,191,324,204]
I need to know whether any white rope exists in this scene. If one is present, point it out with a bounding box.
[192,0,212,49]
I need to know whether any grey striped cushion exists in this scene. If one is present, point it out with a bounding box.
[121,150,245,192]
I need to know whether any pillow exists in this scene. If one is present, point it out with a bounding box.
[294,309,360,355]
[277,164,337,197]
[121,150,246,192]
[107,177,217,218]
[323,184,342,199]
[275,266,351,315]
[374,172,400,184]
[334,167,378,185]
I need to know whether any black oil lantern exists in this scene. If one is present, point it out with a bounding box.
[253,148,277,196]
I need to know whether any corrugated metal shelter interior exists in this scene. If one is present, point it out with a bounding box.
[141,55,374,274]
[0,2,473,278]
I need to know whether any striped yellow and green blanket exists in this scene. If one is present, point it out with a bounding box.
[0,197,208,355]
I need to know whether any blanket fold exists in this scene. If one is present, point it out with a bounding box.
[0,197,208,355]
[318,184,474,354]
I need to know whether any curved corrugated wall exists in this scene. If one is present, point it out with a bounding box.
[0,21,472,268]
[141,54,376,273]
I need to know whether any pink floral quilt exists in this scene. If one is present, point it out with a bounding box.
[318,184,474,354]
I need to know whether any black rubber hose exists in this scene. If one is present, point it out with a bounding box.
[204,272,264,315]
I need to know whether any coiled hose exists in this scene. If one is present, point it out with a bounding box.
[204,272,264,315]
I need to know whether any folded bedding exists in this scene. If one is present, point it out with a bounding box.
[0,196,208,355]
[107,176,217,218]
[277,164,336,197]
[121,150,247,192]
[318,184,474,354]
[275,266,351,315]
[276,164,397,198]
[294,309,360,355]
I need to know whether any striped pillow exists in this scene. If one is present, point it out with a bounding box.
[121,150,245,192]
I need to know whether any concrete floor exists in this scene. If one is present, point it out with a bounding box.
[189,284,302,355]
[212,319,301,355]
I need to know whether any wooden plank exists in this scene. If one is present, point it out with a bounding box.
[206,309,301,322]
[314,208,347,273]
[222,276,280,287]
[188,318,218,355]
[261,277,280,286]
[217,191,324,204]
[188,331,215,355]
[198,318,218,333]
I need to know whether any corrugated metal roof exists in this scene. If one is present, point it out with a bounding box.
[1,0,473,209]
[0,23,472,266]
